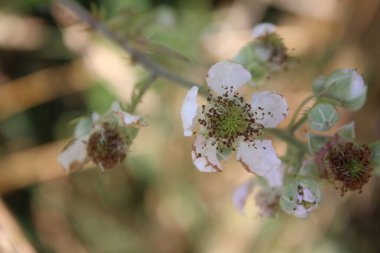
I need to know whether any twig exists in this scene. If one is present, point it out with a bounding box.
[54,0,202,90]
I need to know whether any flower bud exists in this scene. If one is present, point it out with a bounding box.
[314,69,367,111]
[280,178,322,219]
[307,103,338,131]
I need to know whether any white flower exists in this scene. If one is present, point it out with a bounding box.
[252,23,277,38]
[58,102,144,172]
[181,61,288,178]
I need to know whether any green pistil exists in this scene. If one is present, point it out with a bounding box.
[216,106,248,138]
[349,159,365,177]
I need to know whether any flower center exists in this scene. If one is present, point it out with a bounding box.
[87,123,127,170]
[326,142,372,195]
[198,89,263,150]
[215,104,247,137]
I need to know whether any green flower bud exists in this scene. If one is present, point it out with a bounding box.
[312,76,327,93]
[315,69,367,111]
[308,103,338,131]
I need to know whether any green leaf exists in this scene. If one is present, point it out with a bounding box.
[308,103,339,131]
[336,121,355,140]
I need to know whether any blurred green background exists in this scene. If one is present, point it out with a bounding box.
[1,0,380,252]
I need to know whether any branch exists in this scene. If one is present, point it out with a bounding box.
[54,0,202,90]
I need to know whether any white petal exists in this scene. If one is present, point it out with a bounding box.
[293,205,309,219]
[111,102,145,127]
[232,180,255,215]
[181,86,199,136]
[206,61,251,96]
[263,165,284,188]
[191,135,222,172]
[251,91,288,128]
[236,140,281,176]
[58,138,88,172]
[302,187,317,203]
[349,70,366,98]
[252,23,277,38]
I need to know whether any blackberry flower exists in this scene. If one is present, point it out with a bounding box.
[181,61,288,181]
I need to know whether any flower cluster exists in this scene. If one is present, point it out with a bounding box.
[226,23,379,219]
[58,102,145,173]
[57,20,380,220]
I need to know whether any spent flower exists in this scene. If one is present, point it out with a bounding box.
[58,102,145,172]
[312,122,373,195]
[181,61,288,180]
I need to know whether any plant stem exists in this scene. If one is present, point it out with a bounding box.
[287,93,315,131]
[264,128,305,150]
[290,114,308,134]
[128,74,157,113]
[54,0,202,91]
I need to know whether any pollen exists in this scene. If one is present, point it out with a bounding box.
[87,123,127,170]
[326,142,372,195]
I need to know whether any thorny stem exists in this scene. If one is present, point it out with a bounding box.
[287,93,315,132]
[289,114,308,134]
[55,0,203,91]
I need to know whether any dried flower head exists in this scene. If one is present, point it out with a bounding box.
[327,142,372,195]
[87,123,127,170]
[58,102,145,173]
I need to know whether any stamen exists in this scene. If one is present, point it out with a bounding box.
[199,88,264,150]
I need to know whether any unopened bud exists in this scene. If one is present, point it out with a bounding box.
[314,69,367,111]
[307,103,338,131]
[280,178,321,219]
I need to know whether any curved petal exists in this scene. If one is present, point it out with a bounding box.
[237,140,281,176]
[111,102,146,127]
[58,138,88,172]
[293,205,309,219]
[252,23,277,38]
[232,179,255,215]
[191,135,222,172]
[302,187,317,203]
[181,86,199,136]
[251,91,288,128]
[206,61,251,96]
